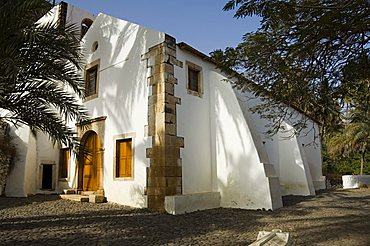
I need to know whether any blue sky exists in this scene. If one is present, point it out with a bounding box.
[64,0,261,54]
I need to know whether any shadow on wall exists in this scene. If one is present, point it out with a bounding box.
[278,128,314,196]
[129,184,147,207]
[85,15,163,133]
[214,80,272,209]
[4,126,30,197]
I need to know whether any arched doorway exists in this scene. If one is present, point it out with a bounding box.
[80,131,101,191]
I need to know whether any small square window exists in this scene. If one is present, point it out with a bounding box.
[115,138,133,178]
[186,61,203,97]
[59,148,69,179]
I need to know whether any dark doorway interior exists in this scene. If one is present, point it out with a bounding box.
[42,164,53,190]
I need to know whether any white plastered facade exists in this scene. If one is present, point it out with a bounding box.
[3,2,325,213]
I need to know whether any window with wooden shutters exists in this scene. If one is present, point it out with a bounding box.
[116,138,133,178]
[85,66,97,97]
[59,148,69,179]
[84,59,100,101]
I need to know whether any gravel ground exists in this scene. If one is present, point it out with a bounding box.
[0,188,369,245]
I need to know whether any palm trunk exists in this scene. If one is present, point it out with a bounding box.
[360,151,365,175]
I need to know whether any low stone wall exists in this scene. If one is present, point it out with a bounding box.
[342,175,370,189]
[165,192,220,215]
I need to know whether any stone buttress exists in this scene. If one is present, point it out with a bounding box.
[143,35,184,211]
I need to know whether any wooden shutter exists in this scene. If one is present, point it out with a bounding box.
[86,66,97,96]
[59,149,69,179]
[116,139,132,178]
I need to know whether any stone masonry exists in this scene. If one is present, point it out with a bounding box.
[57,1,68,29]
[144,35,184,211]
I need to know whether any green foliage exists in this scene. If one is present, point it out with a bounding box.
[326,54,370,175]
[327,121,370,174]
[323,148,370,176]
[213,0,369,137]
[0,0,88,148]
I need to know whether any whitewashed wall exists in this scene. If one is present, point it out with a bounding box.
[238,92,324,195]
[73,13,165,207]
[175,51,213,194]
[36,132,60,193]
[5,126,35,197]
[298,124,326,190]
[66,4,96,29]
[278,122,315,195]
[175,48,282,210]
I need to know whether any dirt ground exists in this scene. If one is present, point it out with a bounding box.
[0,188,369,245]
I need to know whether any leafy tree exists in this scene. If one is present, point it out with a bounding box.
[212,0,369,138]
[0,0,88,148]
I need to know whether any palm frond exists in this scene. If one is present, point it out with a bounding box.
[0,0,88,148]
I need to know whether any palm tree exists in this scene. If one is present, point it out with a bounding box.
[328,122,370,175]
[0,0,88,148]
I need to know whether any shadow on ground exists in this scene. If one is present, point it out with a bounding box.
[0,189,369,245]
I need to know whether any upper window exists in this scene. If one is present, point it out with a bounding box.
[86,66,97,97]
[186,61,203,97]
[84,59,100,100]
[59,148,69,179]
[81,18,93,38]
[188,68,200,92]
[115,138,133,178]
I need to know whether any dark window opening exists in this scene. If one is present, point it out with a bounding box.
[81,18,93,38]
[188,67,200,92]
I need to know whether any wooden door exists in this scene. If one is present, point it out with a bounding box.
[83,132,99,191]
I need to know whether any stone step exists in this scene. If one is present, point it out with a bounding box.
[59,194,106,203]
[63,189,76,195]
[89,194,105,203]
[78,191,95,196]
[60,194,89,202]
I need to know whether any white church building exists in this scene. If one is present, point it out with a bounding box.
[3,2,325,214]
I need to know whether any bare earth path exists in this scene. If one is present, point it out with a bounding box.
[0,189,369,245]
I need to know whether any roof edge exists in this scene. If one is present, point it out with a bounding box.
[177,42,216,65]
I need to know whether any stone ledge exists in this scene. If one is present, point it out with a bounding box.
[165,192,220,215]
[343,175,370,189]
